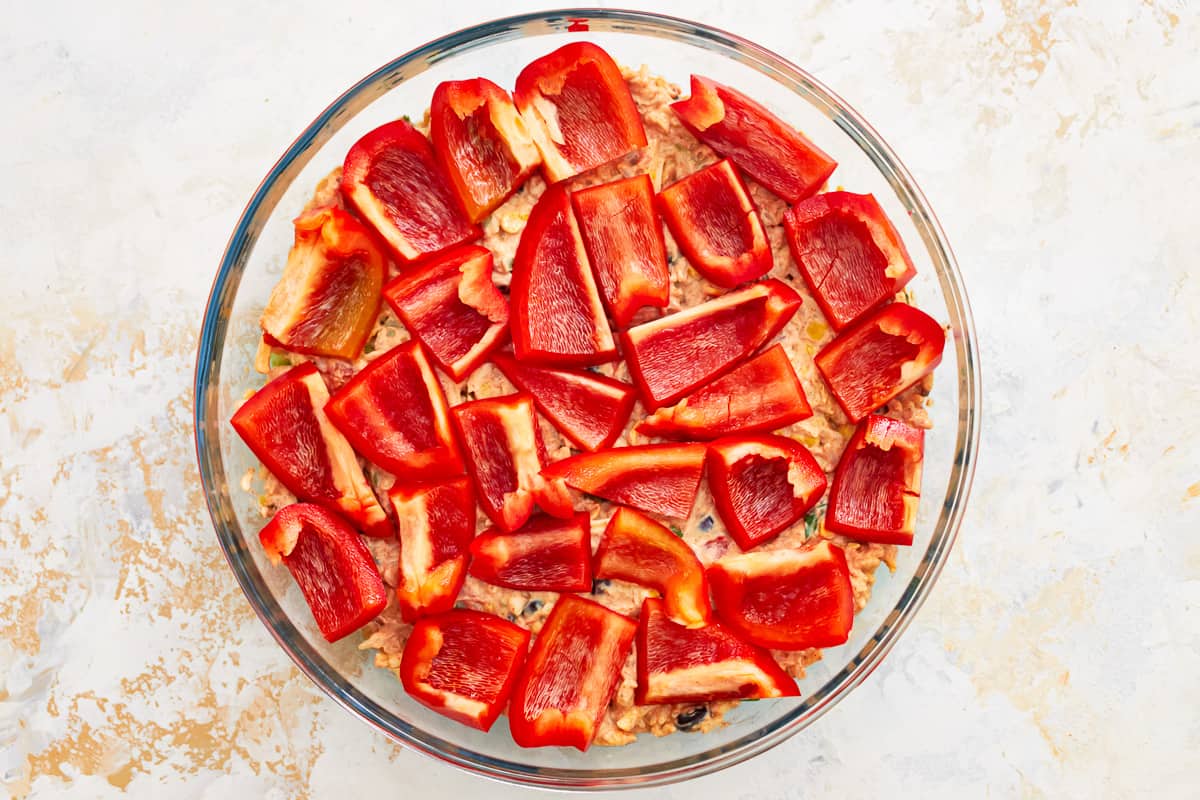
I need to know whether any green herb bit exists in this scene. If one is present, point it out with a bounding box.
[669,524,684,538]
[803,502,827,539]
[269,352,291,368]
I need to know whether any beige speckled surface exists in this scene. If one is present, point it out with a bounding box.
[2,1,1197,797]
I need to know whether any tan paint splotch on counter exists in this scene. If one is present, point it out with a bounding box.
[0,304,328,797]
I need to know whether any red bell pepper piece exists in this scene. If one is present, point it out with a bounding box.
[258,503,386,642]
[570,174,670,328]
[620,279,802,410]
[784,192,917,330]
[513,42,648,183]
[341,118,479,264]
[451,393,573,532]
[325,340,462,480]
[707,435,827,551]
[636,343,811,440]
[382,244,509,381]
[260,206,385,360]
[594,507,711,627]
[400,609,530,731]
[707,541,853,650]
[671,75,836,203]
[508,594,636,750]
[825,414,924,545]
[541,443,706,519]
[635,597,798,705]
[491,353,635,452]
[429,78,542,223]
[814,302,945,423]
[231,363,390,537]
[388,478,475,621]
[656,159,772,288]
[469,512,592,593]
[510,184,616,366]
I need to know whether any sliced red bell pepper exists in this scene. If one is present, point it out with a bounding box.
[382,244,509,381]
[491,353,635,452]
[508,594,636,750]
[541,443,706,519]
[784,192,916,330]
[388,478,475,621]
[671,75,836,203]
[825,414,924,545]
[570,174,670,328]
[707,434,827,551]
[636,343,811,440]
[814,302,945,423]
[707,541,853,650]
[325,340,462,480]
[258,503,386,642]
[469,512,592,592]
[341,118,480,264]
[635,597,798,705]
[594,506,711,627]
[513,42,648,183]
[620,279,802,410]
[400,609,530,731]
[430,77,542,223]
[509,184,616,366]
[656,159,772,288]
[260,206,385,360]
[231,363,390,537]
[450,393,573,532]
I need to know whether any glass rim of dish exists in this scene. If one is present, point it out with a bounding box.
[193,8,981,789]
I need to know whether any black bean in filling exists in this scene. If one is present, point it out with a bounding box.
[675,705,708,731]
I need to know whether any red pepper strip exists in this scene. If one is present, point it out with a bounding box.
[325,340,463,480]
[341,118,480,264]
[469,512,592,592]
[784,192,917,330]
[231,363,390,537]
[636,343,811,440]
[451,393,573,532]
[707,541,853,650]
[594,506,712,627]
[260,207,385,360]
[814,302,945,423]
[707,434,827,551]
[825,414,924,545]
[513,42,648,183]
[620,279,802,410]
[635,597,798,705]
[382,244,509,381]
[258,503,386,642]
[388,478,475,621]
[541,443,706,519]
[491,353,635,452]
[510,184,616,366]
[671,75,836,203]
[400,609,530,732]
[430,77,542,223]
[570,174,670,328]
[508,594,636,750]
[656,159,772,288]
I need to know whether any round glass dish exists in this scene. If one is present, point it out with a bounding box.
[194,8,980,790]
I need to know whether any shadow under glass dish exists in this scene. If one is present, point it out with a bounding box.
[194,8,980,790]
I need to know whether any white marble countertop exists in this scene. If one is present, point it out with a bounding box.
[2,1,1197,797]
